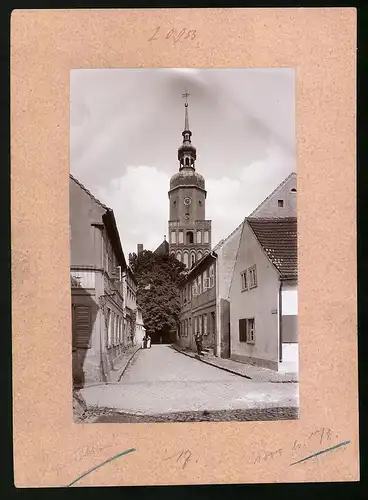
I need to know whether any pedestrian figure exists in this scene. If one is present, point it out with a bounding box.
[195,331,203,355]
[142,336,147,349]
[147,335,151,349]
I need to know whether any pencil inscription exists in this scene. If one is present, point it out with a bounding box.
[148,27,197,43]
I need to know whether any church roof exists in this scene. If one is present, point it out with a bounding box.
[170,167,205,191]
[154,239,169,256]
[247,217,297,280]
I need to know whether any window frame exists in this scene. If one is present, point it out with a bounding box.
[246,318,255,344]
[249,265,257,289]
[241,269,248,291]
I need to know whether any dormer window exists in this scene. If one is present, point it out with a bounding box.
[291,188,297,193]
[278,199,284,207]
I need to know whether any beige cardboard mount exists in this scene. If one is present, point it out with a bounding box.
[11,8,358,487]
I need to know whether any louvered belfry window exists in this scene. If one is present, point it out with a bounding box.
[73,304,92,348]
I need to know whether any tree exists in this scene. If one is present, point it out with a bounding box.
[129,250,186,340]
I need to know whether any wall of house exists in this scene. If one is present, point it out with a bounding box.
[251,174,297,218]
[70,179,105,268]
[219,298,230,358]
[230,222,280,370]
[177,259,217,352]
[281,281,298,370]
[215,224,242,357]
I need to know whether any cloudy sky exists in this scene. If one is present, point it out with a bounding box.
[70,68,295,256]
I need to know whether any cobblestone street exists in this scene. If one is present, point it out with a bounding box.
[78,345,299,422]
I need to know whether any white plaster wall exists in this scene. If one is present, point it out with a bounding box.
[229,222,280,365]
[217,224,243,300]
[251,173,297,218]
[282,287,298,315]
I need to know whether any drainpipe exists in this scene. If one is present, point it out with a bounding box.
[279,281,283,363]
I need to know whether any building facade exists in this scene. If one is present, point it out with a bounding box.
[249,172,297,218]
[70,175,132,387]
[168,96,212,268]
[122,266,138,347]
[229,217,298,372]
[177,253,217,352]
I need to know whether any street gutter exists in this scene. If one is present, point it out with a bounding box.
[171,344,252,380]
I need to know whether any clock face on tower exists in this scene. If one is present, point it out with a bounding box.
[183,197,192,206]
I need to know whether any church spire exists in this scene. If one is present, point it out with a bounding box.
[178,91,197,170]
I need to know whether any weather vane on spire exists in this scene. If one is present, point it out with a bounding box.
[182,90,190,106]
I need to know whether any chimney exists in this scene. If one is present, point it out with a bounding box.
[137,244,143,255]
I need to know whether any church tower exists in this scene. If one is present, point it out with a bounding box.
[168,93,212,268]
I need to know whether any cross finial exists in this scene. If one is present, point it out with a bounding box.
[182,91,190,106]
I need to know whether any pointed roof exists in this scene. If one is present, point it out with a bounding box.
[154,238,169,257]
[247,217,297,280]
[249,172,296,217]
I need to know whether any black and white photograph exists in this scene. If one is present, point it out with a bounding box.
[70,68,298,423]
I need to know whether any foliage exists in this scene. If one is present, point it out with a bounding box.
[129,250,186,335]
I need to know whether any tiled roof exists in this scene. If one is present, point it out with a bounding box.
[247,217,297,280]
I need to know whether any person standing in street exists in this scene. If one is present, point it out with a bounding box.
[147,335,151,348]
[195,331,203,355]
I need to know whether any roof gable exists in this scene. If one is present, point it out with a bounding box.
[249,172,296,217]
[247,217,297,280]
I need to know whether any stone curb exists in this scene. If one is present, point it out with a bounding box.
[116,346,142,382]
[171,344,252,380]
[171,344,298,383]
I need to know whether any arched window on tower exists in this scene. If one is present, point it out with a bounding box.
[196,231,202,244]
[171,231,176,244]
[178,231,184,244]
[186,231,194,244]
[170,250,176,257]
[183,252,189,268]
[185,158,189,166]
[197,250,203,261]
[204,231,209,244]
[191,252,196,267]
[176,251,182,262]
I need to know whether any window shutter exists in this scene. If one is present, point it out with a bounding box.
[74,305,92,348]
[239,318,247,342]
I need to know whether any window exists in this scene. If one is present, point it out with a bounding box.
[198,315,202,334]
[192,281,197,297]
[187,231,194,244]
[209,264,215,288]
[178,231,184,244]
[183,252,189,268]
[171,231,176,244]
[249,265,257,288]
[196,231,202,244]
[107,309,112,347]
[197,250,203,261]
[194,316,198,334]
[73,305,92,348]
[211,312,216,335]
[291,188,297,193]
[203,269,208,291]
[191,253,196,267]
[239,318,255,343]
[198,274,202,294]
[176,251,182,262]
[247,318,255,343]
[241,270,248,291]
[278,199,284,207]
[204,231,209,244]
[203,314,208,335]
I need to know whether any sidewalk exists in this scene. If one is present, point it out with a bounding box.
[171,345,298,383]
[108,345,141,383]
